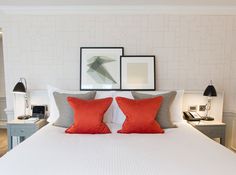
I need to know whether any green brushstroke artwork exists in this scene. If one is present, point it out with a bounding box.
[87,56,117,84]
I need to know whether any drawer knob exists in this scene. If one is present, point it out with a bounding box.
[20,129,24,132]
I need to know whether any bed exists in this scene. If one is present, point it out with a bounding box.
[1,122,236,175]
[1,89,236,175]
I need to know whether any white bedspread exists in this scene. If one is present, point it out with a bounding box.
[1,123,236,175]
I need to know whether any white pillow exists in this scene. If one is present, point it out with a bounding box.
[170,90,184,122]
[95,91,115,123]
[107,123,122,133]
[47,85,89,123]
[112,91,134,124]
[136,90,184,122]
[47,85,59,123]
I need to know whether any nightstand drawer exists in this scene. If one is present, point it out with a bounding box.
[188,121,226,145]
[7,119,48,150]
[195,125,225,138]
[10,125,36,137]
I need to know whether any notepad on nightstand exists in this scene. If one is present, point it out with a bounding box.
[24,118,39,123]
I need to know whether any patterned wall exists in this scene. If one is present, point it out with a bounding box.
[1,14,236,113]
[0,97,6,120]
[0,36,5,97]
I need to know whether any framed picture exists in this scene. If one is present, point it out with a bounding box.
[121,55,156,90]
[80,47,124,90]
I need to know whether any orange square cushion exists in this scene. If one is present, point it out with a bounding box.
[116,96,164,134]
[65,97,112,134]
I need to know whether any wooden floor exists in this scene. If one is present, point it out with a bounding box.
[0,128,7,157]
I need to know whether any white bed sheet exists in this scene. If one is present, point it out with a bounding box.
[1,122,236,175]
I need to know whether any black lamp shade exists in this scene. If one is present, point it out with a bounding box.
[203,85,217,97]
[13,82,26,94]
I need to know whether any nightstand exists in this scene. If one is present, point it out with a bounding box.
[7,119,48,150]
[188,121,226,145]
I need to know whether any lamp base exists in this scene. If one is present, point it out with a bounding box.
[201,116,214,121]
[17,115,31,120]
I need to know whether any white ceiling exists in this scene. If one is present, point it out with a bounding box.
[0,0,236,6]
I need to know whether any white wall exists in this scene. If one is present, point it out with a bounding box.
[223,112,236,148]
[0,35,5,97]
[0,13,236,114]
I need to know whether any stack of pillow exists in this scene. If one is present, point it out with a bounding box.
[47,86,184,134]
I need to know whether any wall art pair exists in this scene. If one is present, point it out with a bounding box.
[80,47,156,91]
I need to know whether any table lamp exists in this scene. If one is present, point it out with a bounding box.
[13,78,30,120]
[202,80,217,121]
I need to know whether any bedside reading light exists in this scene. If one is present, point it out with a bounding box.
[202,80,217,121]
[13,78,30,120]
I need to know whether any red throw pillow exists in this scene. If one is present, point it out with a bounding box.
[65,97,112,134]
[116,96,164,134]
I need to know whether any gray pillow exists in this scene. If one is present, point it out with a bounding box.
[132,91,177,129]
[53,91,96,128]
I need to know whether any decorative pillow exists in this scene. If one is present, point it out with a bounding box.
[53,91,96,128]
[95,91,115,123]
[132,91,177,129]
[112,91,134,124]
[133,90,184,122]
[116,97,164,134]
[47,85,90,122]
[66,97,113,134]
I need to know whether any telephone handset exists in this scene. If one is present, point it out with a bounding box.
[183,111,202,121]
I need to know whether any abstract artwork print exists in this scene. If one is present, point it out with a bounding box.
[80,47,124,90]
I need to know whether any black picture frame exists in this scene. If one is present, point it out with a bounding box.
[120,55,156,91]
[80,47,124,91]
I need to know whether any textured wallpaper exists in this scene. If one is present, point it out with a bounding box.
[0,14,235,112]
[0,36,5,97]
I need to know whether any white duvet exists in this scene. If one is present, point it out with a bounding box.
[1,123,236,175]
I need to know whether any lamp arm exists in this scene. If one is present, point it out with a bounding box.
[205,98,212,117]
[24,95,29,109]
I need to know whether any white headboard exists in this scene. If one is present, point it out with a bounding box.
[13,90,224,122]
[28,90,49,107]
[13,90,49,118]
[182,91,224,122]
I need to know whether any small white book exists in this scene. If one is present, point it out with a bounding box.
[24,118,39,123]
